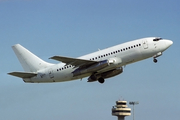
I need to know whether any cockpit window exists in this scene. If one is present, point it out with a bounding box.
[153,37,162,41]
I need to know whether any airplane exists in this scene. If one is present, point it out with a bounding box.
[8,37,173,84]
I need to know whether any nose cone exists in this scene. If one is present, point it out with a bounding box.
[165,40,173,48]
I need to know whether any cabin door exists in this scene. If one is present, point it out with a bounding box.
[142,39,148,49]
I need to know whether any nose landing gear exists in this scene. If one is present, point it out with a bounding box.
[153,58,158,63]
[153,52,162,63]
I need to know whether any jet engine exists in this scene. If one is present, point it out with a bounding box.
[101,67,123,79]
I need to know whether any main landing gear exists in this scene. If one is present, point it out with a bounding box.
[88,74,105,84]
[98,77,105,84]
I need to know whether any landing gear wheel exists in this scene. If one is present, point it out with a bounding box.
[98,77,105,84]
[153,58,158,63]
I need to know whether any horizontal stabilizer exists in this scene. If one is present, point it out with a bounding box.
[8,72,37,78]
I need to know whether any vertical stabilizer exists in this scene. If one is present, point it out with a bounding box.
[12,44,54,72]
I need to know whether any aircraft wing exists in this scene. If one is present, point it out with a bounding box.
[49,56,98,67]
[8,72,37,78]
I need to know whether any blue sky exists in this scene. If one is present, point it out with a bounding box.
[0,0,179,120]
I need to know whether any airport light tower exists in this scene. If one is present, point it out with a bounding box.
[129,101,139,120]
[112,100,131,120]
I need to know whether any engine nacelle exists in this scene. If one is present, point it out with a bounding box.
[101,67,123,79]
[72,60,109,76]
[88,67,123,82]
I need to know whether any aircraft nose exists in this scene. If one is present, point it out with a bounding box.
[165,40,173,48]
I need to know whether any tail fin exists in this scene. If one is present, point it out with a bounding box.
[12,44,54,72]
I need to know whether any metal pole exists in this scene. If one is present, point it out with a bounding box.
[129,101,139,120]
[133,104,134,120]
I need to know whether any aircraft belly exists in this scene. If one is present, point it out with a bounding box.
[54,70,73,82]
[71,73,92,80]
[24,76,53,83]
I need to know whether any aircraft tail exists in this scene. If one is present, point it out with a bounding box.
[12,44,54,72]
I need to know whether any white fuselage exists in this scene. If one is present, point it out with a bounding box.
[22,37,172,83]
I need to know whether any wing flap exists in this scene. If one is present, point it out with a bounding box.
[8,72,37,78]
[49,56,98,67]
